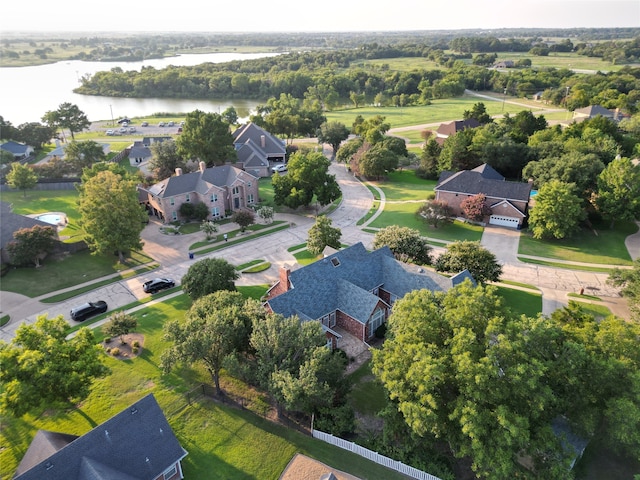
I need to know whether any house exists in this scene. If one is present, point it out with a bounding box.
[572,105,628,123]
[0,141,34,160]
[13,394,188,480]
[232,123,286,177]
[265,242,473,348]
[493,60,515,69]
[435,163,532,228]
[434,118,480,146]
[532,91,545,101]
[140,161,259,222]
[0,201,56,263]
[41,142,110,164]
[129,137,172,166]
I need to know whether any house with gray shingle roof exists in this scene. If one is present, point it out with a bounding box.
[139,161,259,223]
[265,242,473,347]
[1,141,34,160]
[435,163,532,228]
[14,394,188,480]
[232,123,286,176]
[572,104,628,123]
[434,119,480,146]
[0,201,57,263]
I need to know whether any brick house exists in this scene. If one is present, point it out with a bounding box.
[435,163,532,228]
[264,243,473,349]
[0,201,58,264]
[14,394,188,480]
[232,123,286,177]
[140,162,259,223]
[434,118,480,146]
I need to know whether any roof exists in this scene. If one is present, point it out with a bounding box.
[435,163,531,202]
[141,137,172,146]
[436,119,481,137]
[573,105,613,118]
[267,243,463,323]
[1,141,32,155]
[232,123,286,157]
[147,164,258,198]
[0,202,52,250]
[128,141,153,160]
[236,139,269,168]
[14,394,188,480]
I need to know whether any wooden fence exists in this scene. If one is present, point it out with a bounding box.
[311,429,442,480]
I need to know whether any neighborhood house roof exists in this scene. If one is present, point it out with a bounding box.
[436,163,531,201]
[14,394,187,480]
[233,123,286,157]
[267,243,469,323]
[573,105,613,117]
[436,118,481,137]
[0,141,31,155]
[129,141,153,160]
[0,202,52,250]
[147,164,257,198]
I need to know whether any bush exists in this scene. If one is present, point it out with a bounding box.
[104,337,112,344]
[375,323,387,339]
[110,347,121,356]
[132,346,139,354]
[132,340,140,348]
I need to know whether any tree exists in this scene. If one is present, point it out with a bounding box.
[358,144,399,179]
[307,215,342,256]
[373,225,432,265]
[179,202,196,220]
[463,102,492,124]
[0,315,108,417]
[352,115,390,144]
[528,180,585,240]
[317,121,350,159]
[64,140,106,173]
[435,241,502,283]
[231,209,255,232]
[7,225,57,267]
[6,162,37,197]
[181,257,238,301]
[149,139,185,180]
[16,122,56,149]
[272,151,340,210]
[256,205,274,224]
[417,138,442,180]
[253,93,326,143]
[595,157,640,229]
[416,199,452,228]
[608,258,640,322]
[78,170,146,263]
[102,311,137,344]
[162,291,262,395]
[41,102,90,141]
[221,106,238,125]
[200,220,219,240]
[176,110,237,167]
[460,193,491,221]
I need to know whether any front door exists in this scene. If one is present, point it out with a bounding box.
[234,197,240,209]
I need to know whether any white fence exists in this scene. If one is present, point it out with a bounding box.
[311,429,442,480]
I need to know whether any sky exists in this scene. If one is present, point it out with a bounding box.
[4,0,639,33]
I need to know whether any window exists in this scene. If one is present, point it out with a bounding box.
[320,312,336,328]
[210,193,218,202]
[232,186,240,195]
[170,198,174,206]
[211,207,220,217]
[247,193,254,204]
[185,193,190,202]
[172,211,177,221]
[369,308,385,337]
[330,257,340,267]
[162,465,178,479]
[247,182,252,187]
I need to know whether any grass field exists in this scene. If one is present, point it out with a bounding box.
[495,285,543,317]
[369,170,435,201]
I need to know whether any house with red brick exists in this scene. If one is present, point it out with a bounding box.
[140,162,259,223]
[434,118,480,146]
[232,123,286,177]
[264,242,473,349]
[435,163,532,228]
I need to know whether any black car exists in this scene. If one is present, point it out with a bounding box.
[70,301,108,322]
[143,278,175,294]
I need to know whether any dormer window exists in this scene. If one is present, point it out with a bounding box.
[331,257,340,267]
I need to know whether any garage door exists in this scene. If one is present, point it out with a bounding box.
[489,215,520,228]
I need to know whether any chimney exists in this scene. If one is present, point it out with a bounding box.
[175,167,182,176]
[260,135,266,148]
[279,267,291,292]
[199,161,206,173]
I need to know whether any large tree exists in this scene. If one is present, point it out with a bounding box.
[149,139,186,180]
[307,215,342,256]
[7,225,57,267]
[317,121,350,159]
[460,193,491,221]
[181,257,238,301]
[528,180,585,240]
[0,315,108,417]
[102,311,137,344]
[41,102,90,141]
[252,93,326,143]
[434,240,502,284]
[416,199,452,228]
[6,162,37,197]
[373,225,432,265]
[358,143,400,179]
[272,151,340,210]
[64,140,106,173]
[176,110,237,167]
[78,170,146,263]
[608,258,640,322]
[16,122,56,149]
[162,291,262,395]
[595,156,640,229]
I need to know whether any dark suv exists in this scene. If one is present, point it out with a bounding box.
[70,301,108,322]
[143,278,175,294]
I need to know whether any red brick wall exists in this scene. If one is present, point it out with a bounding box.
[436,191,527,222]
[336,310,366,342]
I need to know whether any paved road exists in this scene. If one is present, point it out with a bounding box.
[0,160,637,342]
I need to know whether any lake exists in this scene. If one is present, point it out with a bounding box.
[0,52,278,125]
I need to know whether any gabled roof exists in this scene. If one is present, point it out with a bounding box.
[435,163,531,202]
[573,105,613,118]
[141,136,172,146]
[1,141,32,155]
[147,164,257,198]
[232,123,285,157]
[128,141,153,160]
[0,202,52,250]
[236,139,269,168]
[14,394,187,480]
[267,243,461,323]
[436,118,480,137]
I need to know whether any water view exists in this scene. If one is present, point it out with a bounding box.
[0,52,278,124]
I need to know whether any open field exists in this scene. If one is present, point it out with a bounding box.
[369,170,436,201]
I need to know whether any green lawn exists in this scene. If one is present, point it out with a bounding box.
[495,285,543,317]
[347,360,387,417]
[569,300,612,320]
[518,221,637,266]
[0,294,407,480]
[370,169,436,201]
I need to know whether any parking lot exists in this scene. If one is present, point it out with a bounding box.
[90,119,184,137]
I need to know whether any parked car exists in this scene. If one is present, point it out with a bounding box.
[70,301,108,322]
[143,277,175,294]
[105,129,114,136]
[128,126,136,133]
[167,121,175,127]
[141,121,149,127]
[117,118,131,124]
[177,127,183,133]
[271,164,287,173]
[158,122,166,127]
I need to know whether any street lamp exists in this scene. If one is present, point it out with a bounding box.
[502,88,507,112]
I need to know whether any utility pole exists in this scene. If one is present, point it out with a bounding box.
[502,87,507,112]
[109,104,114,126]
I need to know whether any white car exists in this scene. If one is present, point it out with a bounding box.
[105,129,114,136]
[272,164,287,173]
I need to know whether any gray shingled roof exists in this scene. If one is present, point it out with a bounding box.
[573,105,613,117]
[1,202,52,250]
[233,123,285,157]
[147,164,254,198]
[236,139,269,167]
[14,394,187,480]
[267,243,463,324]
[128,141,152,160]
[1,141,31,155]
[436,163,531,201]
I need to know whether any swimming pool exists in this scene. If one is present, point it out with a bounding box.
[36,213,65,225]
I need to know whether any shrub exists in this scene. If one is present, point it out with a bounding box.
[132,340,140,348]
[104,337,112,344]
[110,347,121,356]
[375,323,387,339]
[132,347,139,354]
